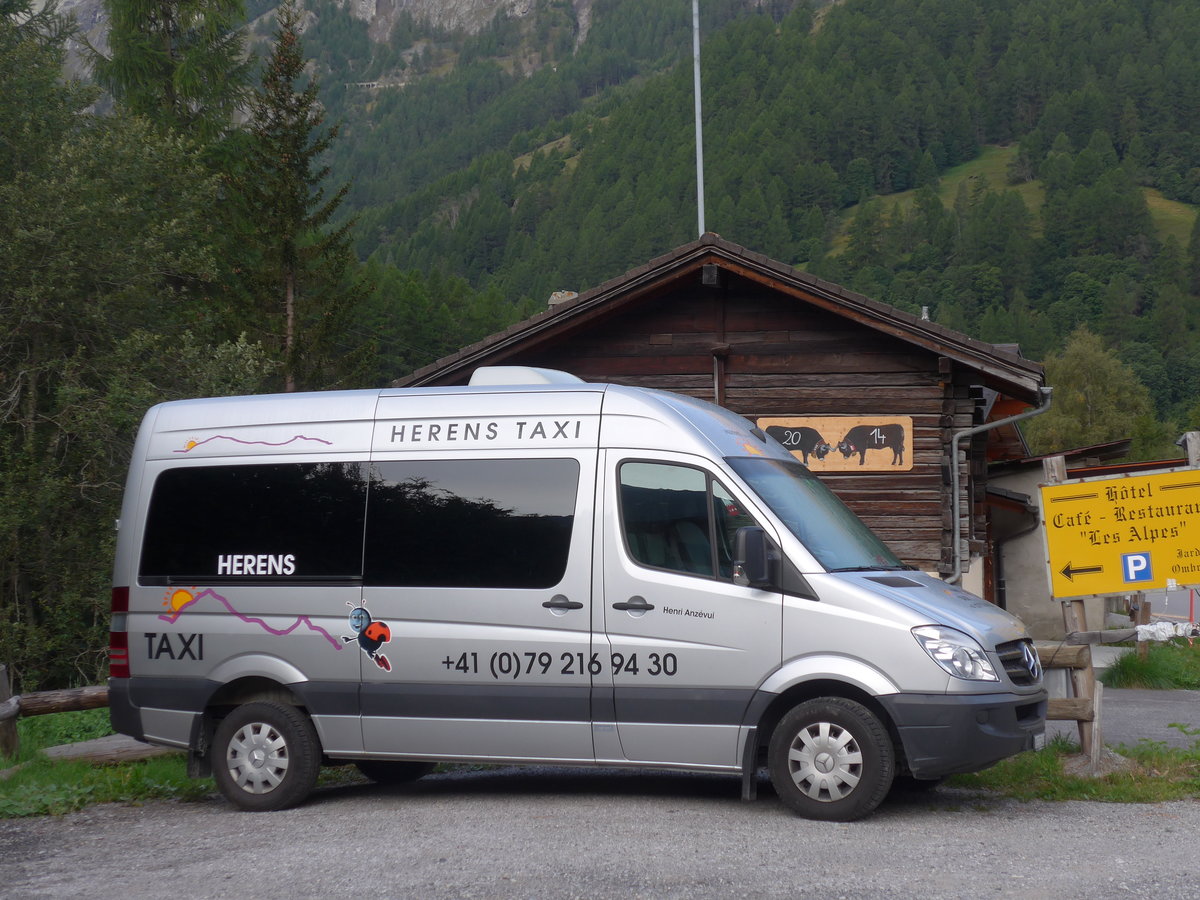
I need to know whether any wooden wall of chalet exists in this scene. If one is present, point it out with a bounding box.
[505,272,983,574]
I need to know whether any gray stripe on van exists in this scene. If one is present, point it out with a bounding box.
[361,683,590,721]
[365,684,756,727]
[126,677,759,728]
[610,686,757,726]
[126,676,358,717]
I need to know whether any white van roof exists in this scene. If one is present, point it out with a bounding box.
[467,366,586,385]
[135,370,785,464]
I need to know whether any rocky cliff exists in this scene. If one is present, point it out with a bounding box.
[50,0,592,79]
[356,0,538,34]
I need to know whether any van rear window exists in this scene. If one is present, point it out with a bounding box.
[139,458,579,589]
[139,462,369,584]
[364,458,578,589]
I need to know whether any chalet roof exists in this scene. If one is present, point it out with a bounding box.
[396,233,1046,402]
[988,438,1136,476]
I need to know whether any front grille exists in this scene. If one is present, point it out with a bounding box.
[996,638,1041,686]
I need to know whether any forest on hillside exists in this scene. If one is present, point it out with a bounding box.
[304,0,1200,439]
[3,0,1200,689]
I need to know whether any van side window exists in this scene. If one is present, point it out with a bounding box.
[365,458,579,589]
[139,462,369,584]
[711,481,759,578]
[619,462,757,579]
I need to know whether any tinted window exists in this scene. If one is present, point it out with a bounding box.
[619,461,757,579]
[711,480,759,578]
[139,463,368,583]
[727,457,905,571]
[364,459,578,588]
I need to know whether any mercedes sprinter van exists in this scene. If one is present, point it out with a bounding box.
[108,367,1045,820]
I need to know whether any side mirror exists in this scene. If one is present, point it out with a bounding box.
[733,526,775,589]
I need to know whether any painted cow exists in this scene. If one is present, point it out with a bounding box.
[837,424,905,466]
[765,426,832,465]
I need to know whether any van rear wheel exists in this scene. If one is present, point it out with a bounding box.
[768,697,893,821]
[213,701,321,812]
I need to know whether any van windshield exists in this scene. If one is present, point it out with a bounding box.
[727,457,907,572]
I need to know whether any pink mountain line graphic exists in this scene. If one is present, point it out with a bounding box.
[159,588,344,649]
[174,434,333,453]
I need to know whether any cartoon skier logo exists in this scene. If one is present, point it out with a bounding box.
[344,603,392,671]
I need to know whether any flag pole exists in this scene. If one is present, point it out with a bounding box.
[692,0,706,237]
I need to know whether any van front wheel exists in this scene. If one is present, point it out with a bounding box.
[768,697,893,821]
[213,701,321,811]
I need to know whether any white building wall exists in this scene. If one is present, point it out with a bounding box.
[991,467,1108,639]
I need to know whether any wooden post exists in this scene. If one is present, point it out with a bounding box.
[1059,598,1097,757]
[1042,455,1068,486]
[1130,593,1152,662]
[1180,431,1200,468]
[0,665,18,760]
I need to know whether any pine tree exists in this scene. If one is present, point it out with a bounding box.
[844,198,887,271]
[0,0,88,181]
[91,0,251,142]
[2,0,274,688]
[235,0,370,391]
[1187,209,1200,295]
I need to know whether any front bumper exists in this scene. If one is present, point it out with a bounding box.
[879,690,1047,779]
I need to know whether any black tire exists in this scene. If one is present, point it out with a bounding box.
[212,701,321,812]
[355,759,437,784]
[768,697,894,822]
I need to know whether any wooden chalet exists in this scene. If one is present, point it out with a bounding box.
[396,234,1047,600]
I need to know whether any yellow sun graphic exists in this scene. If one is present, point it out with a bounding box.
[162,588,195,612]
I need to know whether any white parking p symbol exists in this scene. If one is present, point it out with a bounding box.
[1122,553,1152,583]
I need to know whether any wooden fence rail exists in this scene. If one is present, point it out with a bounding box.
[1034,642,1096,724]
[0,664,109,760]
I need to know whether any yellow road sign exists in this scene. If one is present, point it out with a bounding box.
[1040,467,1200,599]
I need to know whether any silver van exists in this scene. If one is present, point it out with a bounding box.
[108,367,1045,821]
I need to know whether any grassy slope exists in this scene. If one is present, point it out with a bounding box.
[833,145,1196,253]
[1145,187,1198,247]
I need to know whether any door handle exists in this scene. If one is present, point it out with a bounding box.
[612,595,655,612]
[543,594,583,610]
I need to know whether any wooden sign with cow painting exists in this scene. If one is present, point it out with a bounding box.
[756,417,914,472]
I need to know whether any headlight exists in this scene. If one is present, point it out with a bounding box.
[912,625,998,682]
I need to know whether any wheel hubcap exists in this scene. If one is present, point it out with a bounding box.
[226,722,290,794]
[787,721,863,802]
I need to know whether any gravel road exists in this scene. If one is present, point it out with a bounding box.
[3,766,1199,900]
